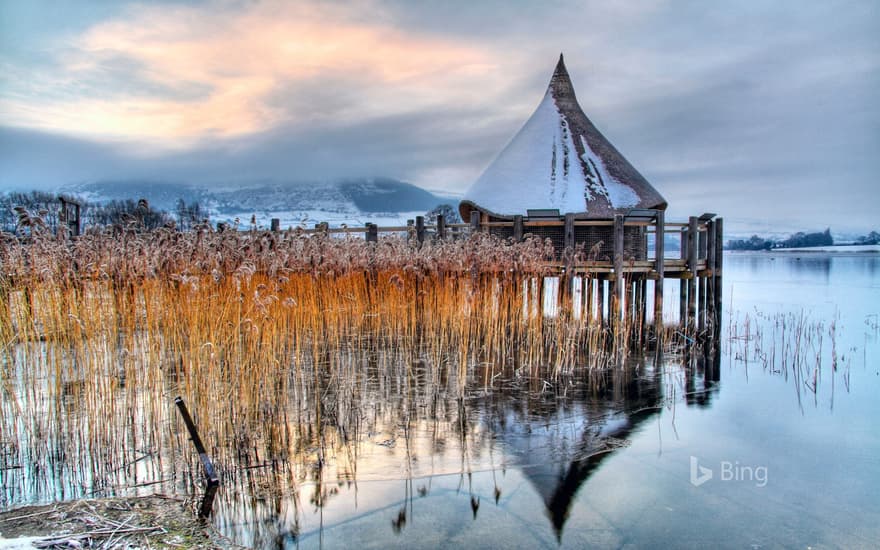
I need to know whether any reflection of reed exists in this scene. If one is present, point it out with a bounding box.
[726,309,852,410]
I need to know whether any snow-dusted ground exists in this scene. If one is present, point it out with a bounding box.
[215,210,431,230]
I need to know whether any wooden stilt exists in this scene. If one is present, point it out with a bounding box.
[714,218,724,335]
[706,220,717,332]
[653,209,665,331]
[612,214,624,324]
[687,216,698,335]
[679,227,688,327]
[698,223,708,334]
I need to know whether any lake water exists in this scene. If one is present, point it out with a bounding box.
[208,252,879,548]
[3,253,878,548]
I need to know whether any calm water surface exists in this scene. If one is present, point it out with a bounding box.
[210,253,880,548]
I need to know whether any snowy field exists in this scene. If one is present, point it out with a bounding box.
[215,210,431,231]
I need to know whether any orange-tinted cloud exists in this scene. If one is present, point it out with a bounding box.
[2,0,495,146]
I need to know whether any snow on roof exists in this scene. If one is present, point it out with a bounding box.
[460,54,667,220]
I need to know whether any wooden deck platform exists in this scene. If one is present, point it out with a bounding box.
[273,209,723,342]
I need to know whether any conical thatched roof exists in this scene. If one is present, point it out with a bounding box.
[460,54,666,220]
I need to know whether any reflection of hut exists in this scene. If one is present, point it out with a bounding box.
[460,54,666,260]
[490,372,662,540]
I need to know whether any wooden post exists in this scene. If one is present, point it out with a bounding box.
[366,223,378,243]
[638,276,647,342]
[436,214,446,240]
[564,213,575,250]
[538,276,546,318]
[470,211,481,233]
[698,223,709,333]
[415,216,426,244]
[612,214,624,323]
[596,277,605,326]
[270,218,280,232]
[714,217,724,335]
[627,277,637,338]
[679,227,687,327]
[513,215,524,242]
[654,210,665,331]
[687,216,698,334]
[585,277,593,323]
[706,220,717,332]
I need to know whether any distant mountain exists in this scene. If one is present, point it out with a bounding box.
[60,178,459,227]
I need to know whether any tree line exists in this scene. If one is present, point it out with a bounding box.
[0,191,208,234]
[727,228,879,250]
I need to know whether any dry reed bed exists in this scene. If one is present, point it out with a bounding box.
[1,228,666,509]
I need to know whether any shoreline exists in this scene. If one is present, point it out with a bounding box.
[727,245,879,256]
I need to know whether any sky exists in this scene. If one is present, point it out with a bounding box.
[0,0,878,234]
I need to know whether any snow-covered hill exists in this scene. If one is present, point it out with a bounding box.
[60,178,459,228]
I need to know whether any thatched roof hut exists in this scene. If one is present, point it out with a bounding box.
[460,54,666,222]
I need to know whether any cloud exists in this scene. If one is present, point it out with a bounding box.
[1,0,497,144]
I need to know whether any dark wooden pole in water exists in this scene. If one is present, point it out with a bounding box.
[513,215,524,242]
[597,277,605,325]
[687,216,698,334]
[612,214,624,324]
[174,397,220,517]
[436,214,446,240]
[654,209,665,331]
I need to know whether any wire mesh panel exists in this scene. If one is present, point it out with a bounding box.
[575,226,615,261]
[525,226,565,257]
[488,227,515,241]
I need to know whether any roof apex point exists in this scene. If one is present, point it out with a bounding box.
[554,53,567,75]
